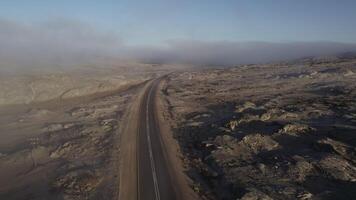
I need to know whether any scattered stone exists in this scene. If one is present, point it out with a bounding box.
[316,138,355,160]
[288,156,314,182]
[241,134,279,153]
[310,71,318,76]
[279,124,314,136]
[279,112,299,120]
[260,108,284,121]
[187,121,204,127]
[240,189,273,200]
[63,123,76,129]
[214,135,235,147]
[101,118,117,132]
[227,120,238,131]
[296,191,313,200]
[50,142,74,159]
[318,155,356,182]
[260,113,271,121]
[344,70,355,77]
[236,102,257,113]
[44,123,63,132]
[54,170,101,196]
[257,163,266,174]
[43,122,76,132]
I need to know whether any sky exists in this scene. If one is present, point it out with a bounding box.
[1,0,356,70]
[2,0,356,45]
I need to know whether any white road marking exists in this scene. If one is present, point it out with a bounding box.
[146,82,161,200]
[137,117,140,200]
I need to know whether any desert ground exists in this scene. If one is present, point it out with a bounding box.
[0,65,161,199]
[160,56,356,199]
[0,57,356,200]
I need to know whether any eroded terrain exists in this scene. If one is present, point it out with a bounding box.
[0,87,141,199]
[161,58,356,199]
[0,66,153,199]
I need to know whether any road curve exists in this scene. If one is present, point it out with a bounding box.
[119,77,178,200]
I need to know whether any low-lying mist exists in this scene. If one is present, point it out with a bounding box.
[1,18,356,73]
[0,18,122,73]
[128,40,356,66]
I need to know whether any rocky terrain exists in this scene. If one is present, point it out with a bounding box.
[161,58,356,199]
[0,81,146,199]
[1,58,356,199]
[0,64,162,199]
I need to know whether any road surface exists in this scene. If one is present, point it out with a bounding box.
[119,77,178,200]
[137,77,177,200]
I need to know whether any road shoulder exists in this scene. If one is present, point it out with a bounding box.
[156,78,199,200]
[118,81,151,200]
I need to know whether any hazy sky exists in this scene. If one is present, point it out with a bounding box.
[1,0,356,45]
[1,1,356,70]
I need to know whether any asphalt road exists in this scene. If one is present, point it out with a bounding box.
[136,78,177,200]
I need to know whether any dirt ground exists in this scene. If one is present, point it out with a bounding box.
[161,58,356,200]
[0,80,146,199]
[0,63,184,200]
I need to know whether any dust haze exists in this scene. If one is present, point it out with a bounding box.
[0,18,122,73]
[1,18,356,73]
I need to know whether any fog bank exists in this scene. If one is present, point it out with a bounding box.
[127,40,356,66]
[1,18,356,72]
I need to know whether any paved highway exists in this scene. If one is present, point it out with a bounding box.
[137,78,177,200]
[119,77,178,200]
[126,79,176,200]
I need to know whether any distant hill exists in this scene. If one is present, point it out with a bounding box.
[289,51,356,65]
